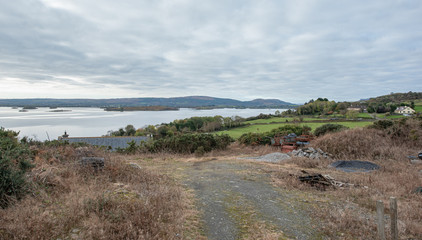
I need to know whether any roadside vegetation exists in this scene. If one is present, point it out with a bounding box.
[0,138,197,239]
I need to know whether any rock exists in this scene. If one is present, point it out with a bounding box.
[290,147,331,160]
[80,157,105,170]
[128,162,142,169]
[411,159,422,164]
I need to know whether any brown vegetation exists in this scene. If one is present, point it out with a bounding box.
[272,118,422,239]
[0,145,194,239]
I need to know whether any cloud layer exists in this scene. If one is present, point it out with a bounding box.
[0,0,421,103]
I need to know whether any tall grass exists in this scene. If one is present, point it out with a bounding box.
[0,145,189,239]
[273,118,422,239]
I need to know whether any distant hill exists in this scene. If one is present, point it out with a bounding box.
[0,96,297,109]
[361,92,422,104]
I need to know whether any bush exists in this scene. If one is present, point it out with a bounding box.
[0,128,33,208]
[238,133,269,145]
[238,125,311,146]
[314,124,348,137]
[143,133,234,154]
[269,125,311,137]
[370,119,394,130]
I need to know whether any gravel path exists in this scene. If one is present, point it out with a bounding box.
[183,159,321,239]
[239,152,291,163]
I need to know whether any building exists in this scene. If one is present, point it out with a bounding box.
[394,106,415,115]
[59,132,149,151]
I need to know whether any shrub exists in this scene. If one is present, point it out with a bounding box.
[269,125,311,137]
[370,119,394,130]
[0,128,33,208]
[238,125,312,146]
[314,124,348,137]
[238,132,269,145]
[143,133,234,154]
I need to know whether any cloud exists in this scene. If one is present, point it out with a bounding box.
[0,0,421,103]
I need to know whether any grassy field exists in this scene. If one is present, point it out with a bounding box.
[245,117,324,124]
[386,114,406,119]
[413,99,422,113]
[219,121,374,139]
[357,113,373,118]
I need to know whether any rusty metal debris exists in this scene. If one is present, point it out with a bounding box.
[298,170,354,189]
[271,133,314,153]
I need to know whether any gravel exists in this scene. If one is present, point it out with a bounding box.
[241,152,291,163]
[290,147,332,159]
[330,160,380,172]
[183,160,319,239]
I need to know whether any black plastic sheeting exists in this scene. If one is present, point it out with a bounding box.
[330,160,380,172]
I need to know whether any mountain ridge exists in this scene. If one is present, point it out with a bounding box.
[0,96,297,108]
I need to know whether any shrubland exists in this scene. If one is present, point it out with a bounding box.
[0,139,194,239]
[0,128,33,208]
[272,117,422,239]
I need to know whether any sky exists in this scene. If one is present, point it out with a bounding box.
[0,0,421,104]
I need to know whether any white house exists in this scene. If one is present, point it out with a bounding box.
[394,106,415,115]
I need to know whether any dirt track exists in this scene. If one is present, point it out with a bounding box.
[181,159,322,240]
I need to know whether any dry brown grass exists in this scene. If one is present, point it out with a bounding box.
[0,145,194,239]
[271,121,422,239]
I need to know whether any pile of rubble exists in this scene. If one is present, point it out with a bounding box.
[289,147,332,159]
[298,170,355,189]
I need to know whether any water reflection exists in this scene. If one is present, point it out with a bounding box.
[0,107,286,140]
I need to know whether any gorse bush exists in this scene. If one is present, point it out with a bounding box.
[238,125,311,146]
[143,133,234,154]
[0,128,33,208]
[314,123,348,137]
[370,119,394,130]
[238,132,269,145]
[269,125,311,137]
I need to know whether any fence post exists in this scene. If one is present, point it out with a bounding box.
[376,200,386,240]
[390,197,398,240]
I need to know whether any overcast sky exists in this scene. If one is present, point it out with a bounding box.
[0,0,421,103]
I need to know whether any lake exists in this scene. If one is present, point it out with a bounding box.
[0,107,286,141]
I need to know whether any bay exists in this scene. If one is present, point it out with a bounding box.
[0,107,286,141]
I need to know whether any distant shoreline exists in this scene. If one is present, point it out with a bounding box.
[103,106,179,111]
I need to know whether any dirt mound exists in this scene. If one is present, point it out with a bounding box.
[330,160,380,172]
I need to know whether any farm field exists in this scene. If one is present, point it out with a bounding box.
[357,113,373,118]
[218,121,374,139]
[245,117,324,124]
[415,104,422,113]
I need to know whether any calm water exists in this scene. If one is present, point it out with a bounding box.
[0,107,286,140]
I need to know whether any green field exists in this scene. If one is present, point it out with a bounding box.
[415,105,422,113]
[245,117,324,124]
[218,121,374,139]
[386,114,406,119]
[357,113,373,119]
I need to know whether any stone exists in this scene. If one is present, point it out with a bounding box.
[410,159,422,164]
[80,157,105,170]
[128,162,142,169]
